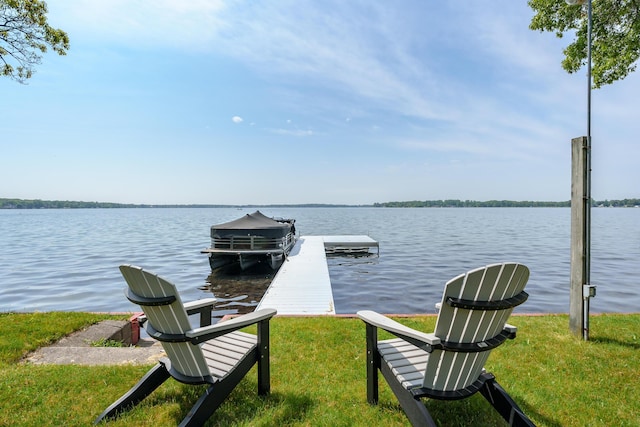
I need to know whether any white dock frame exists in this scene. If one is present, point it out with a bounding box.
[323,235,379,255]
[257,235,378,315]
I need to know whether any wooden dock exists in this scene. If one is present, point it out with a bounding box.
[257,235,378,315]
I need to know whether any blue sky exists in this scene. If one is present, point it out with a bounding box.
[2,0,638,205]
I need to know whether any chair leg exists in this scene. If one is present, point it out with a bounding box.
[364,323,379,404]
[478,374,536,427]
[180,349,261,426]
[257,319,271,395]
[94,362,170,424]
[366,327,437,426]
[379,359,437,427]
[179,384,226,427]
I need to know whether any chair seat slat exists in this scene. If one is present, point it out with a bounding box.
[214,332,257,350]
[380,344,428,365]
[202,344,254,368]
[379,339,427,361]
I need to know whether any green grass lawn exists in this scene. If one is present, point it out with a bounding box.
[1,312,638,426]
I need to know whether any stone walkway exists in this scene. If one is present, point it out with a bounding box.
[23,320,165,366]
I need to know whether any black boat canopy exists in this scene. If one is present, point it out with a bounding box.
[211,211,294,238]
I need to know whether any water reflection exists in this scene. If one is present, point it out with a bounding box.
[326,251,379,264]
[201,263,276,316]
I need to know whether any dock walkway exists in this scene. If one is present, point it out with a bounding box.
[257,235,377,315]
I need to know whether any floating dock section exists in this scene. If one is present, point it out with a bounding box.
[323,235,379,255]
[257,235,378,315]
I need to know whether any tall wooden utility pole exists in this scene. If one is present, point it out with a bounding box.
[570,136,595,339]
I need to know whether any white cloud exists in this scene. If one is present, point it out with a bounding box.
[232,116,243,124]
[268,128,314,137]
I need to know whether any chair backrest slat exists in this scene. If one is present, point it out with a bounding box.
[120,265,210,378]
[424,263,529,391]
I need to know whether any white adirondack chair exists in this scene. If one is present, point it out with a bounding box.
[357,262,535,427]
[95,265,277,427]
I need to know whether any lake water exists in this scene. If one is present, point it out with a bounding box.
[1,207,639,315]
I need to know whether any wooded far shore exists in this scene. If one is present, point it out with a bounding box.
[2,198,639,209]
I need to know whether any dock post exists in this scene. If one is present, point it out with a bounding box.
[570,136,595,340]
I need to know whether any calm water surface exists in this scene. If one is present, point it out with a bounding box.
[1,207,638,315]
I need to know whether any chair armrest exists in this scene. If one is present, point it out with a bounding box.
[357,310,440,350]
[184,297,218,327]
[504,323,517,334]
[136,314,147,325]
[186,308,277,344]
[184,297,217,314]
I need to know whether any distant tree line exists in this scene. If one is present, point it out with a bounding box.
[373,199,640,208]
[0,199,141,209]
[2,198,639,209]
[0,198,356,209]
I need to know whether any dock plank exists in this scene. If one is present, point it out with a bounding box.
[322,235,378,247]
[257,236,335,315]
